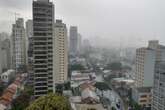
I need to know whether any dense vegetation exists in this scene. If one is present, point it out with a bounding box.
[26,93,71,110]
[105,62,122,71]
[70,64,86,71]
[95,82,111,91]
[12,85,33,110]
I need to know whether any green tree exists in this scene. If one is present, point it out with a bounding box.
[64,82,71,90]
[0,85,5,95]
[111,107,116,110]
[95,82,111,96]
[24,85,33,96]
[122,65,132,70]
[12,92,31,110]
[11,85,33,110]
[129,99,141,110]
[95,82,110,91]
[106,62,122,71]
[26,93,71,110]
[55,84,63,94]
[70,64,85,71]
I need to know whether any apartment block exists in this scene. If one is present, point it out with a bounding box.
[135,47,156,87]
[69,26,78,56]
[135,40,165,87]
[33,0,54,97]
[12,18,26,72]
[53,20,68,84]
[152,62,165,110]
[132,87,152,108]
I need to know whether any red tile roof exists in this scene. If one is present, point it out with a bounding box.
[0,75,24,107]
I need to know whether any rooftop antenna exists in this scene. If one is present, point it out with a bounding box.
[6,10,20,23]
[14,12,20,22]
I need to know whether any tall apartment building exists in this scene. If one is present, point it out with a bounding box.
[69,26,78,56]
[33,0,54,97]
[152,61,165,110]
[26,20,33,38]
[148,40,165,61]
[132,87,152,108]
[12,18,26,72]
[53,20,68,84]
[135,40,165,87]
[77,33,82,55]
[1,39,11,71]
[26,20,33,58]
[135,47,156,87]
[26,20,33,84]
[0,33,12,74]
[0,39,2,74]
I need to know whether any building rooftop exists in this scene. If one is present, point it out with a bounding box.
[70,96,82,103]
[113,77,135,84]
[74,103,106,110]
[0,74,25,108]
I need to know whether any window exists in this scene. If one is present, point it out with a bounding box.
[141,95,147,98]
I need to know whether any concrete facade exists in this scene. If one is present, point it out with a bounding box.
[53,20,68,84]
[132,87,152,108]
[135,40,165,87]
[12,18,26,72]
[69,26,78,56]
[135,47,156,87]
[33,0,54,97]
[152,62,165,110]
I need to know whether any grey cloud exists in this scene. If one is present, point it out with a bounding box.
[0,0,31,9]
[0,0,165,47]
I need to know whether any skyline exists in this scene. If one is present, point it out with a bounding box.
[0,0,165,47]
[0,0,165,110]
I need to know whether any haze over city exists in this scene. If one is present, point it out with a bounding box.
[0,0,165,47]
[0,0,165,110]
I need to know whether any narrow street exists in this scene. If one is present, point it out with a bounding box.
[96,74,125,110]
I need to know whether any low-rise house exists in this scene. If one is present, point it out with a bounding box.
[70,81,107,110]
[71,71,96,88]
[0,74,26,110]
[1,70,15,84]
[81,88,99,104]
[132,87,152,108]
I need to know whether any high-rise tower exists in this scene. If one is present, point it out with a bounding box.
[53,20,68,85]
[12,18,26,72]
[135,40,165,87]
[152,61,165,110]
[33,0,54,97]
[69,26,78,56]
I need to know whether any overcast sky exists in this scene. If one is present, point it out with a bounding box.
[0,0,165,47]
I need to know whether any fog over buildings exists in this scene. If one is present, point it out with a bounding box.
[0,0,165,47]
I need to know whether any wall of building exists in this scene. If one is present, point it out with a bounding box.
[132,88,152,107]
[12,18,26,72]
[143,49,156,87]
[53,20,68,84]
[0,40,2,74]
[152,62,165,110]
[33,0,54,97]
[69,26,78,56]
